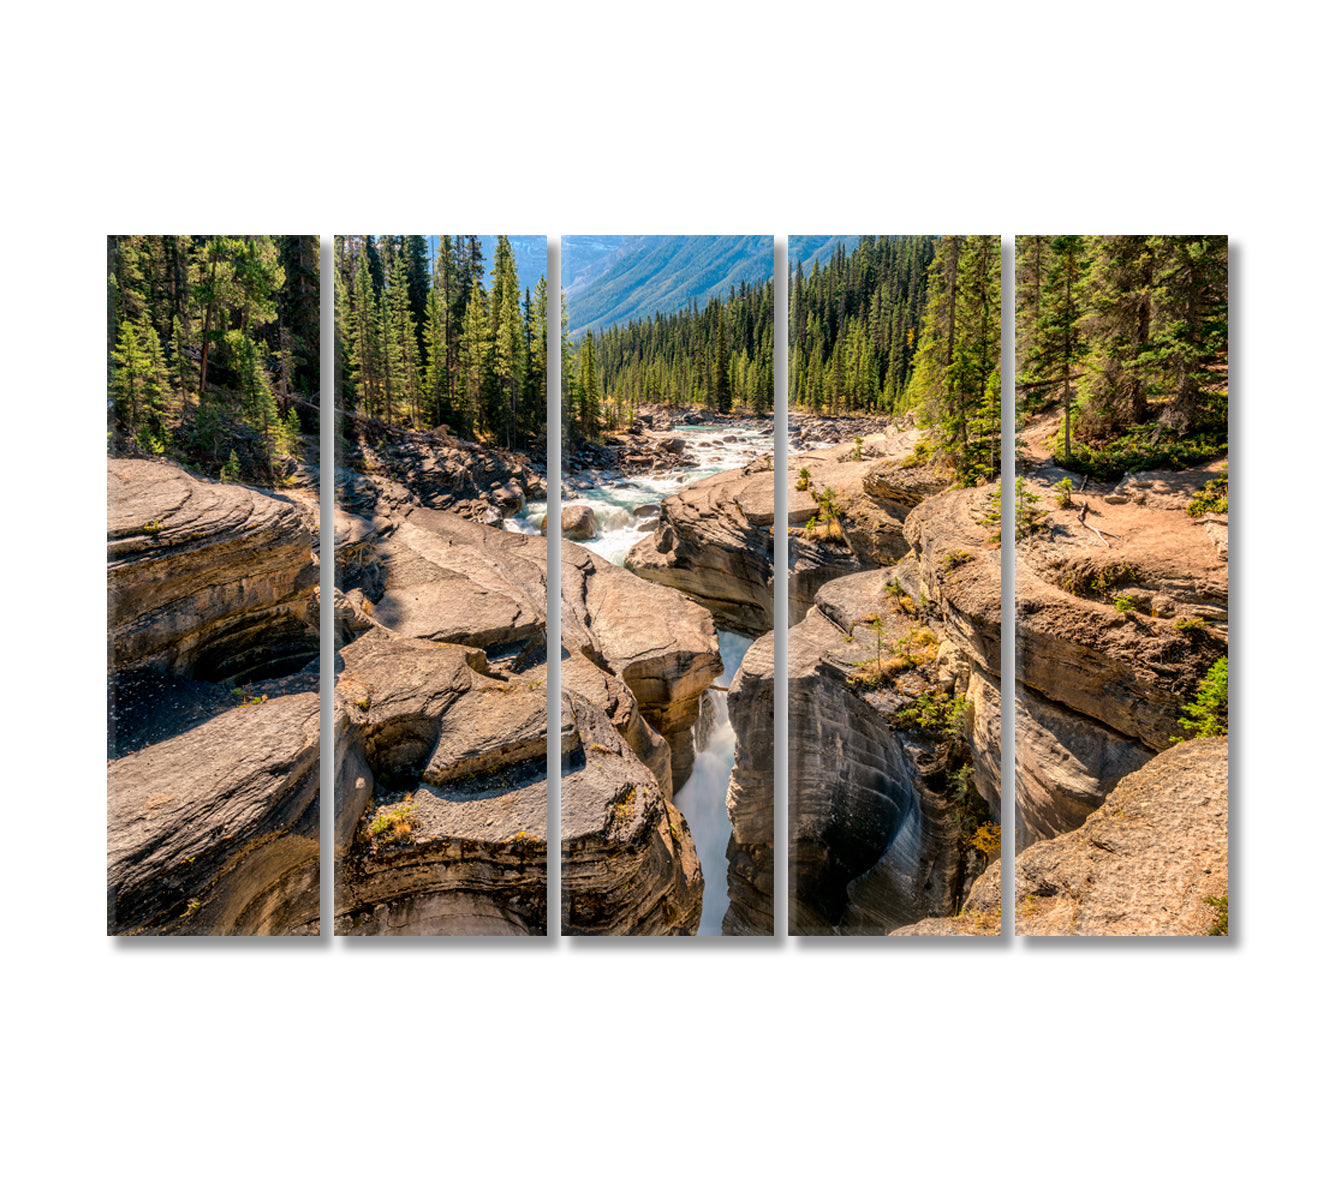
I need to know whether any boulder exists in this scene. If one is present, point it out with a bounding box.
[540,505,598,541]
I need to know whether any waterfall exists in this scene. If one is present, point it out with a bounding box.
[672,629,753,936]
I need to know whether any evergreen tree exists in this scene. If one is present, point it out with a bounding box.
[1146,236,1228,435]
[1077,235,1156,437]
[1024,235,1089,459]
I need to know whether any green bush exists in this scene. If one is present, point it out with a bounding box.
[1179,656,1228,739]
[1187,472,1229,517]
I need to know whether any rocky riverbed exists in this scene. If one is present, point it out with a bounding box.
[106,400,1227,938]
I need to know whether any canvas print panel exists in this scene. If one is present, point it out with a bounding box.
[107,235,322,935]
[558,235,777,935]
[331,236,550,935]
[1013,235,1229,936]
[786,235,1003,936]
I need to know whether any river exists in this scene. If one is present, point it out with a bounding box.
[505,420,773,935]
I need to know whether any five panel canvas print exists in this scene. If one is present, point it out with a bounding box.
[106,234,1228,938]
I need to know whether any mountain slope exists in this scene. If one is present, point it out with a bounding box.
[563,235,773,338]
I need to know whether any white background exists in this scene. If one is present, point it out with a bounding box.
[6,3,1326,1196]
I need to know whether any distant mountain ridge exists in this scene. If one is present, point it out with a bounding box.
[563,235,773,338]
[789,234,858,268]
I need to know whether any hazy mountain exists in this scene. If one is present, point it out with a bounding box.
[562,235,773,338]
[789,235,861,269]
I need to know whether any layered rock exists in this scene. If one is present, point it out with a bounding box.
[903,738,1228,937]
[108,458,318,682]
[108,692,321,936]
[560,692,703,935]
[562,537,722,793]
[333,630,549,935]
[107,458,322,935]
[786,430,947,622]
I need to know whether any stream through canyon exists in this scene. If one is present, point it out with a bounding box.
[506,420,773,934]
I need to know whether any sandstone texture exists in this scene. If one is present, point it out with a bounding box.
[333,631,549,935]
[108,694,322,935]
[721,633,776,935]
[784,567,997,934]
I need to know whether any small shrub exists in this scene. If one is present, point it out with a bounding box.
[942,548,973,572]
[982,479,1045,542]
[142,519,163,537]
[1203,894,1229,935]
[1187,472,1229,518]
[365,800,418,850]
[896,690,972,743]
[1114,594,1137,614]
[1060,561,1139,599]
[1053,477,1074,508]
[851,436,864,461]
[1174,616,1207,635]
[1178,656,1228,739]
[795,467,812,492]
[220,450,242,483]
[611,787,637,831]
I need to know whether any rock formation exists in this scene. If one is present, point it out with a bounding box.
[624,458,777,637]
[332,474,717,935]
[541,504,598,541]
[782,566,997,934]
[721,633,775,936]
[343,423,545,525]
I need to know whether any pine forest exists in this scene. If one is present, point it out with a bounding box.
[107,235,320,483]
[1016,234,1229,477]
[333,235,547,453]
